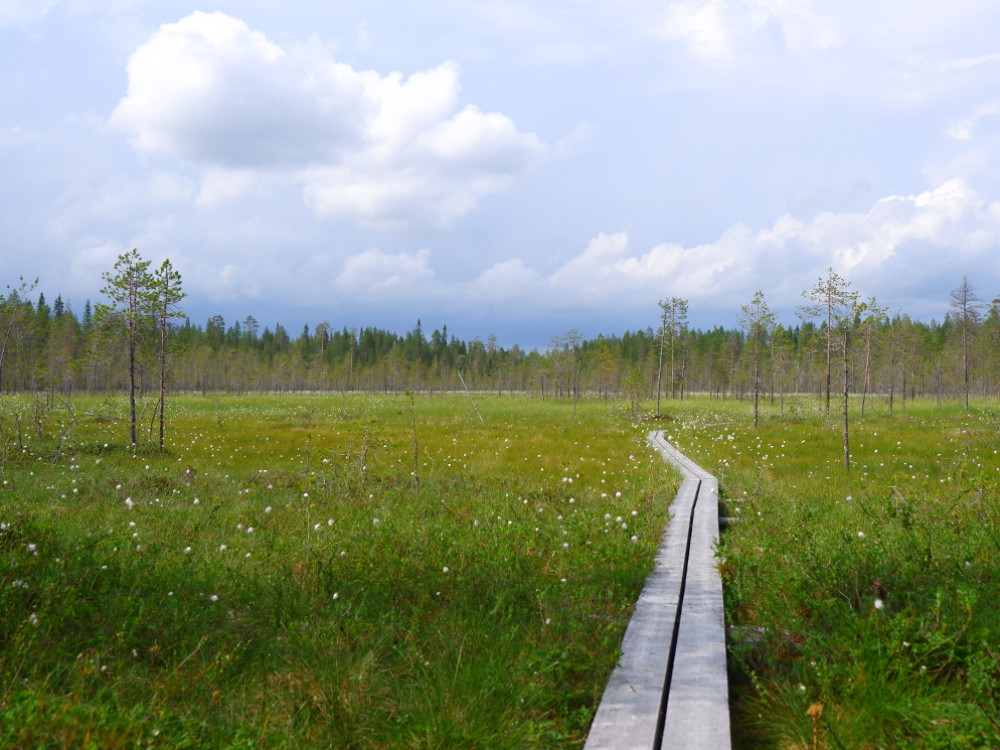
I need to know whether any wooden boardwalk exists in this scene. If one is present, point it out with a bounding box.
[584,431,731,750]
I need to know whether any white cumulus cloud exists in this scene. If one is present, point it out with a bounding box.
[333,248,435,297]
[448,179,1000,317]
[110,11,547,227]
[655,0,836,63]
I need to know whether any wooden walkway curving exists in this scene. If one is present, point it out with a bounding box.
[584,431,731,750]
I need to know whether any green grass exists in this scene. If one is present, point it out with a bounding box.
[0,392,673,748]
[8,391,996,748]
[667,395,1000,749]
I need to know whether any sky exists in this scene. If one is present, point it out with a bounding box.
[3,1,1000,348]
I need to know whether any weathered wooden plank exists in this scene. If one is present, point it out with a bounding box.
[584,432,731,750]
[662,477,730,749]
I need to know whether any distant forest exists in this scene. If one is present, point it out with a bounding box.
[2,279,999,407]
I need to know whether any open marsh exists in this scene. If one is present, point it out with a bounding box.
[6,391,997,748]
[0,393,673,748]
[669,396,1000,748]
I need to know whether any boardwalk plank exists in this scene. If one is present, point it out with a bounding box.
[584,433,731,750]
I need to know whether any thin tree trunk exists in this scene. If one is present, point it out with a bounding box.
[843,327,850,470]
[656,324,665,415]
[159,314,166,450]
[669,331,676,399]
[457,369,484,423]
[573,358,580,421]
[861,326,872,417]
[963,314,970,411]
[128,322,137,446]
[825,306,833,416]
[752,353,759,429]
[888,346,895,416]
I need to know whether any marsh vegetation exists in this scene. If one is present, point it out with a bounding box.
[671,397,1000,748]
[1,393,672,748]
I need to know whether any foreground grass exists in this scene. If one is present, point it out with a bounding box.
[0,393,673,748]
[668,395,1000,748]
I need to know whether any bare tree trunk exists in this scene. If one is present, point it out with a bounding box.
[128,321,137,446]
[888,346,895,416]
[410,393,419,496]
[843,327,850,470]
[669,329,676,399]
[861,326,872,417]
[159,305,166,450]
[573,359,580,421]
[752,353,759,429]
[826,306,832,416]
[457,369,483,424]
[656,319,665,415]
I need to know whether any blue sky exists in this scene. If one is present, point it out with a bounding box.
[3,1,1000,347]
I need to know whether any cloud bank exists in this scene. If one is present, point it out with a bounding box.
[317,179,997,320]
[110,11,547,227]
[148,178,999,325]
[9,2,1000,344]
[492,179,1000,315]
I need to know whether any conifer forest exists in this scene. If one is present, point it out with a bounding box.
[2,258,999,408]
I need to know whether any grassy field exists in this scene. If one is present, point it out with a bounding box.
[4,391,998,749]
[667,395,1000,748]
[0,392,674,748]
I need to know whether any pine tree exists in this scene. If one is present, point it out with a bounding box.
[98,249,156,446]
[801,268,857,416]
[656,297,689,415]
[834,298,866,470]
[153,260,185,450]
[738,291,774,429]
[949,277,984,411]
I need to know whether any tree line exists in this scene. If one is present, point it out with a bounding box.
[2,255,999,420]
